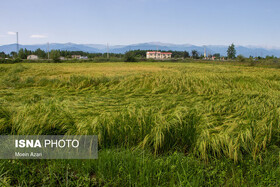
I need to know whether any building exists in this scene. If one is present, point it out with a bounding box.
[146,51,172,59]
[27,55,39,60]
[71,55,88,59]
[71,55,81,59]
[80,56,88,59]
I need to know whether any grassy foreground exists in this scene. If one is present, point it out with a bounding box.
[0,62,280,186]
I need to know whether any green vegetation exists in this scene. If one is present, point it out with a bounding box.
[2,48,279,63]
[191,50,199,59]
[227,43,236,59]
[124,52,138,62]
[50,50,61,63]
[4,48,195,61]
[0,62,280,186]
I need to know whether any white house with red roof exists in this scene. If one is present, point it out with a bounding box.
[146,51,172,59]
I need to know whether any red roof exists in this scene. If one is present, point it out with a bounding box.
[147,51,172,54]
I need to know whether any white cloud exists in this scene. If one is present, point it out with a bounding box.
[7,31,16,35]
[30,34,47,38]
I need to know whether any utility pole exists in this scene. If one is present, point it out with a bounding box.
[107,43,109,59]
[47,42,50,60]
[156,47,158,59]
[16,32,19,54]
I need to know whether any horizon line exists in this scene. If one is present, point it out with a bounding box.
[1,42,280,50]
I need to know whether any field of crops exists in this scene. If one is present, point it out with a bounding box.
[0,62,280,186]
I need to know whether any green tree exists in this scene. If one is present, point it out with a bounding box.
[191,50,199,59]
[124,51,137,62]
[213,53,220,58]
[34,48,47,59]
[18,48,27,59]
[50,50,61,62]
[183,51,190,58]
[227,43,236,59]
[0,52,8,58]
[10,51,17,58]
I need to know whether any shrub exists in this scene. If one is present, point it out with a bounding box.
[124,53,138,62]
[237,55,245,62]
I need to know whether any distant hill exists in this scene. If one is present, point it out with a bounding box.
[1,42,280,57]
[0,43,102,54]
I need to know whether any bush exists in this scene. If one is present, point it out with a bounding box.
[237,55,245,62]
[50,50,61,63]
[124,53,138,62]
[14,58,22,63]
[0,58,22,64]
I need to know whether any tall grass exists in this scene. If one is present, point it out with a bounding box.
[0,62,280,185]
[1,63,280,160]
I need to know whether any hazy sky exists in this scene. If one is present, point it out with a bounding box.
[1,0,280,48]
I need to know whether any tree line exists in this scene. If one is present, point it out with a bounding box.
[0,44,278,63]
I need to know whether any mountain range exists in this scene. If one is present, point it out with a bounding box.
[1,42,280,57]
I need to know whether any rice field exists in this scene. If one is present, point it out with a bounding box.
[0,62,280,186]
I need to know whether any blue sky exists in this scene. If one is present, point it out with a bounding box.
[1,0,280,48]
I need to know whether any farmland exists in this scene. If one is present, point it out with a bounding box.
[0,62,280,186]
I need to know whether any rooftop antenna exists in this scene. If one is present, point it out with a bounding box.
[16,32,19,54]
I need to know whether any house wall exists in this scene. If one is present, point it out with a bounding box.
[146,52,172,59]
[27,55,39,60]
